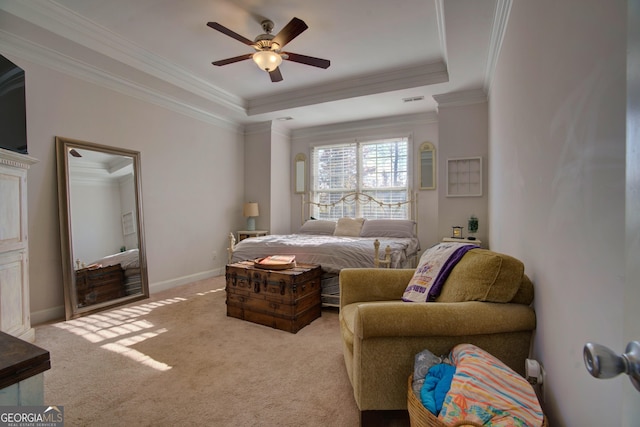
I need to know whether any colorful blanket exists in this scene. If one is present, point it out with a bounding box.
[439,344,544,427]
[402,242,477,302]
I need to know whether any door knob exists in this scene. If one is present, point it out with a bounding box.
[583,341,640,392]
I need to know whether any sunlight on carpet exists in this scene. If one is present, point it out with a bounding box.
[51,291,225,372]
[34,278,362,426]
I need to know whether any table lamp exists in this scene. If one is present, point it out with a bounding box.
[243,202,259,231]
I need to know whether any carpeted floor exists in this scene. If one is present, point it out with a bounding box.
[34,276,362,426]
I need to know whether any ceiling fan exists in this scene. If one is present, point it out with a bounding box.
[206,17,330,82]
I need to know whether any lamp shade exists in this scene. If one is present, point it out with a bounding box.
[253,50,282,71]
[243,202,259,217]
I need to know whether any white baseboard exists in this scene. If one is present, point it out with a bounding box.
[31,306,66,327]
[149,268,223,293]
[31,268,224,326]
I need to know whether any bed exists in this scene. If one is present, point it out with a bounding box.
[90,248,143,296]
[227,192,421,306]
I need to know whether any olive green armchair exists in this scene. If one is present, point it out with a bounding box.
[338,248,537,424]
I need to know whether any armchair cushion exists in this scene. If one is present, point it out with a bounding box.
[436,249,524,303]
[342,301,536,340]
[511,274,535,305]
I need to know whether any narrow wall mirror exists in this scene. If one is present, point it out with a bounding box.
[419,141,436,190]
[55,136,149,320]
[295,153,306,194]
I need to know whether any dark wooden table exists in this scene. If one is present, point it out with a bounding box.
[0,331,50,390]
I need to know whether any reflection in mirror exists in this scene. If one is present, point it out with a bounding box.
[56,137,149,320]
[419,141,436,190]
[295,153,306,194]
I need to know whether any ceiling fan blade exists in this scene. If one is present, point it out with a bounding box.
[272,17,308,49]
[212,53,253,66]
[269,68,283,82]
[207,22,255,46]
[282,52,330,69]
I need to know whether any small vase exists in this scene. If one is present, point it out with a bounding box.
[468,215,478,239]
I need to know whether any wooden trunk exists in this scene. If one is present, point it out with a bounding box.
[225,261,322,333]
[75,264,125,307]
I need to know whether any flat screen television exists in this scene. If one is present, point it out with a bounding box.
[0,54,28,155]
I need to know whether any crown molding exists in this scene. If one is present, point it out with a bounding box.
[244,121,273,136]
[247,62,449,116]
[433,88,487,108]
[435,0,448,67]
[0,30,243,132]
[0,0,246,114]
[271,121,292,139]
[291,112,437,142]
[242,121,291,139]
[484,0,512,93]
[69,165,132,185]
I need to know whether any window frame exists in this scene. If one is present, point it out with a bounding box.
[309,136,412,220]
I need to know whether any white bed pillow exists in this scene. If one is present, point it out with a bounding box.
[333,217,365,236]
[297,219,336,235]
[359,219,416,238]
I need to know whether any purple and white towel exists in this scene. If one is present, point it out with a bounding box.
[402,242,477,302]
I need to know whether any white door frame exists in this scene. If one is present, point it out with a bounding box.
[623,0,640,424]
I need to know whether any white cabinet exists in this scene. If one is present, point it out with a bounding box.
[0,148,37,342]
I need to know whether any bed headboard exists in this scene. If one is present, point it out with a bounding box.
[302,191,418,224]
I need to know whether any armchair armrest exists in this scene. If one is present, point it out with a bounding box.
[340,268,415,309]
[353,301,536,339]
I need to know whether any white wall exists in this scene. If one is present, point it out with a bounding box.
[9,55,245,324]
[243,121,292,235]
[269,124,292,235]
[244,123,273,233]
[489,0,627,425]
[290,113,439,250]
[70,179,124,264]
[436,102,489,246]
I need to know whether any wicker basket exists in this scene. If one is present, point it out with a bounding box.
[407,375,548,427]
[408,375,450,427]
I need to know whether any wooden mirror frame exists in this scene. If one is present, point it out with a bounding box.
[419,141,436,190]
[55,136,149,320]
[295,153,306,194]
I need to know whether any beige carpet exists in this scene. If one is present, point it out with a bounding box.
[33,276,361,426]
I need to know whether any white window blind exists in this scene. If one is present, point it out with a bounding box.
[311,137,410,220]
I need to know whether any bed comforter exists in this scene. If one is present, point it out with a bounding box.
[93,248,140,269]
[231,233,420,274]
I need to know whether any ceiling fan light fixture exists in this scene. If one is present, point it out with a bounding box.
[209,17,329,81]
[253,50,282,71]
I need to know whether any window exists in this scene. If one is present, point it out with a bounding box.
[310,137,410,219]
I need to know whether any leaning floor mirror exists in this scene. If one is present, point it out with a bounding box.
[56,136,149,320]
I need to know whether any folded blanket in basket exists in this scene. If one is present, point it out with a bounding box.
[412,349,444,397]
[421,363,455,416]
[439,344,544,427]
